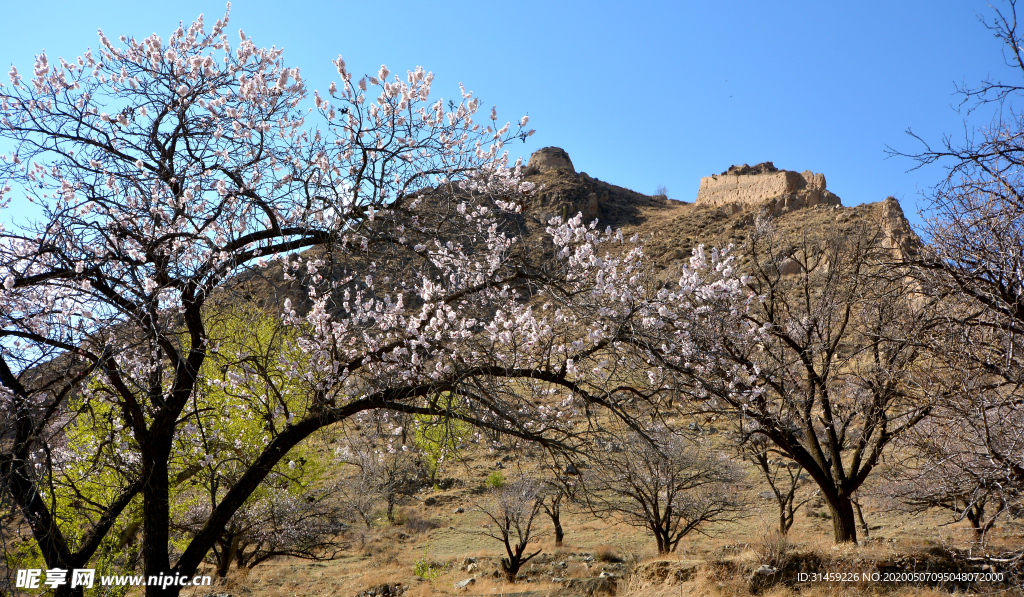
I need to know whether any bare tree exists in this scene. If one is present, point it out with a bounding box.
[886,0,1024,549]
[739,431,813,536]
[587,429,745,554]
[694,219,936,544]
[476,477,546,583]
[338,436,420,526]
[540,480,568,547]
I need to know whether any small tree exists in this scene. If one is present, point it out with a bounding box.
[540,477,573,547]
[477,477,545,583]
[739,430,812,536]
[177,478,348,576]
[338,432,420,526]
[588,429,745,554]
[885,374,1022,543]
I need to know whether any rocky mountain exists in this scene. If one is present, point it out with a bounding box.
[518,147,919,279]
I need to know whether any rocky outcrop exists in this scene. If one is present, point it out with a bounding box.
[879,196,920,259]
[695,162,841,215]
[526,146,575,174]
[521,147,669,227]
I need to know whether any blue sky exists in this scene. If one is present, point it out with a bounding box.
[1,0,1017,230]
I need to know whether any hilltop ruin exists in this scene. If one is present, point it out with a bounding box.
[695,162,842,215]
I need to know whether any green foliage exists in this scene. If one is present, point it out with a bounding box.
[413,391,473,483]
[412,544,448,581]
[486,470,506,489]
[19,301,334,580]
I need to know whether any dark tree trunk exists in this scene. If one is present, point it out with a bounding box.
[500,557,520,583]
[653,524,670,554]
[826,493,858,544]
[545,508,564,546]
[143,439,177,596]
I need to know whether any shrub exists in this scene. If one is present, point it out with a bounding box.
[413,545,448,580]
[595,544,623,563]
[486,470,506,489]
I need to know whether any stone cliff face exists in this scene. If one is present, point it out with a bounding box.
[695,162,841,215]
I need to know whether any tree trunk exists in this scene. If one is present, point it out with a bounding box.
[852,499,869,539]
[826,493,858,544]
[142,440,177,596]
[500,557,519,583]
[779,505,793,536]
[653,525,669,554]
[547,510,564,546]
[387,494,396,525]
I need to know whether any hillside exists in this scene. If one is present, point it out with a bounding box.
[517,147,919,274]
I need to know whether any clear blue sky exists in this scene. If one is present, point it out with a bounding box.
[1,0,1016,229]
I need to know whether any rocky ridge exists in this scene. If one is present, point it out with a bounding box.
[518,149,918,277]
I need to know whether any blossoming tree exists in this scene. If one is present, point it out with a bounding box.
[0,8,759,596]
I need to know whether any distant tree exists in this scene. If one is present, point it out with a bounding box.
[177,478,348,577]
[476,477,545,583]
[884,407,1018,543]
[337,432,420,526]
[540,478,572,547]
[739,430,812,536]
[587,429,745,554]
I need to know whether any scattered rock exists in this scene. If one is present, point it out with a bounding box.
[454,578,475,589]
[454,507,465,514]
[748,564,781,594]
[356,583,404,597]
[424,497,437,507]
[777,257,802,275]
[559,576,617,596]
[758,490,777,501]
[565,464,578,475]
[466,563,477,573]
